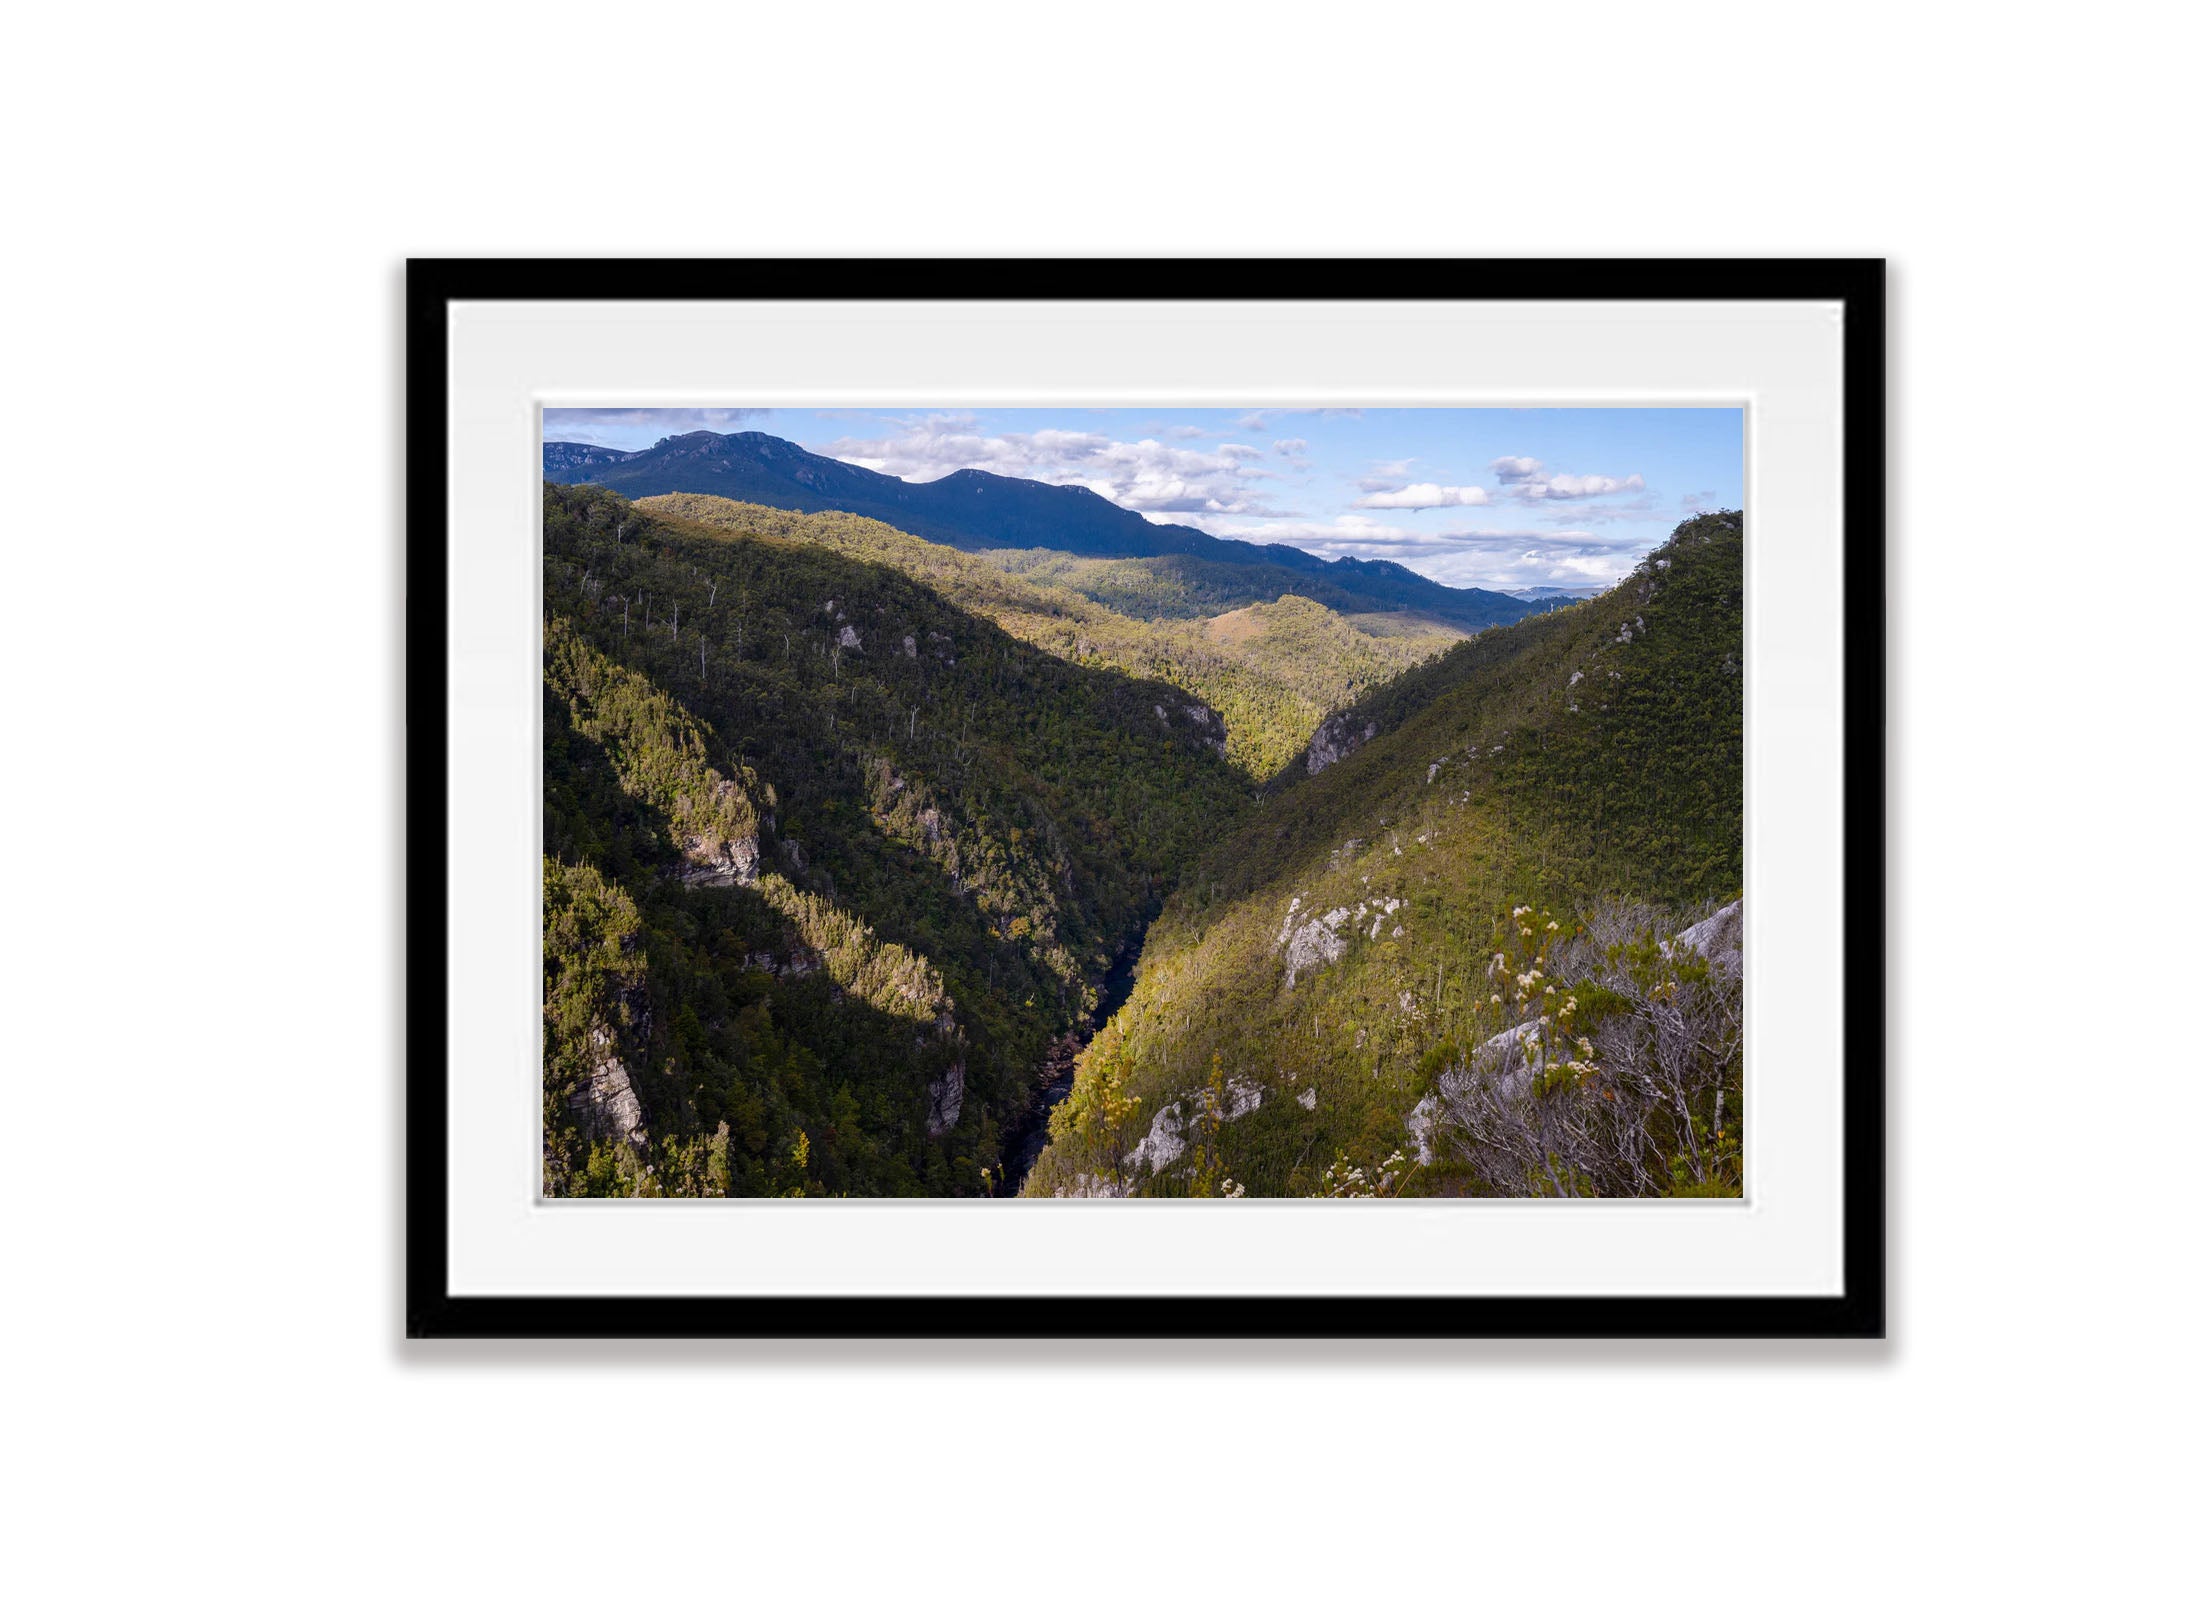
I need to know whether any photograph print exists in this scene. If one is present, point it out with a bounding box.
[541,405,1744,1200]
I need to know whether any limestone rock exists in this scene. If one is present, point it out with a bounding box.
[1666,898,1743,978]
[677,831,759,888]
[1123,1077,1264,1177]
[1275,901,1350,988]
[925,1060,966,1136]
[1305,714,1377,776]
[569,1024,647,1150]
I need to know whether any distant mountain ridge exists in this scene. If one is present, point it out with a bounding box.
[1503,585,1604,601]
[544,430,1546,630]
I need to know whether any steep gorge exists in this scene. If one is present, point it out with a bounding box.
[539,477,1744,1202]
[1024,511,1746,1199]
[540,483,1251,1196]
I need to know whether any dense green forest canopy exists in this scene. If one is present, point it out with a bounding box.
[640,492,1461,781]
[984,545,1482,624]
[541,484,1251,1197]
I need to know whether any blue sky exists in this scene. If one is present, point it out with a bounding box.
[544,406,1742,593]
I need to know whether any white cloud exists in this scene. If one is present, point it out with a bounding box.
[1354,457,1415,492]
[824,413,1284,516]
[1167,513,1654,593]
[1352,482,1492,510]
[1536,495,1659,527]
[543,407,772,446]
[1516,471,1646,501]
[1238,407,1362,431]
[1274,437,1308,456]
[1492,454,1646,502]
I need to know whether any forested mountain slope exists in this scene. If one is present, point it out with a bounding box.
[641,493,1461,781]
[981,546,1502,625]
[1025,511,1745,1199]
[545,430,1542,629]
[541,483,1251,1197]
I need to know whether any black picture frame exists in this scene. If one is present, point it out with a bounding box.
[406,258,1885,1339]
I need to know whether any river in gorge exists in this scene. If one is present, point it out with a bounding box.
[997,932,1145,1195]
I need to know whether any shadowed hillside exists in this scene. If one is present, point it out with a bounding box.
[640,493,1463,781]
[541,484,1252,1197]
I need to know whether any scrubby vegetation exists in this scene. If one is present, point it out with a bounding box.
[643,493,1460,780]
[541,484,1251,1196]
[1411,898,1742,1198]
[1025,512,1745,1199]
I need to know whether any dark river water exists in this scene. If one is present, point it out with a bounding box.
[998,934,1144,1194]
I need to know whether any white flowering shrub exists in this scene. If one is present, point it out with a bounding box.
[1422,899,1742,1197]
[1313,1150,1411,1198]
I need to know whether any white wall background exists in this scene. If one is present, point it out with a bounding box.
[5,3,2190,1594]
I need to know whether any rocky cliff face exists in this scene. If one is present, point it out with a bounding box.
[568,1017,648,1151]
[925,1060,967,1136]
[677,830,760,888]
[1152,694,1229,757]
[1121,1076,1263,1179]
[1668,898,1743,977]
[1304,713,1377,776]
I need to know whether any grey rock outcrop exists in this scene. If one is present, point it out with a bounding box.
[570,1024,647,1150]
[677,831,760,888]
[1123,1077,1264,1177]
[925,1060,966,1136]
[1305,714,1377,776]
[1666,898,1743,978]
[1274,898,1350,988]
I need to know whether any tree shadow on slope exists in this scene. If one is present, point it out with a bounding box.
[543,484,1259,1195]
[547,703,991,1199]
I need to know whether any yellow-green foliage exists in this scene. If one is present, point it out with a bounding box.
[752,873,945,1025]
[544,617,764,864]
[640,493,1460,779]
[541,858,647,1193]
[1025,513,1744,1199]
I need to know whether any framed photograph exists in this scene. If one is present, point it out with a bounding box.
[407,259,1884,1337]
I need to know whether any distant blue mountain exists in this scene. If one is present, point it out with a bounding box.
[543,430,1546,629]
[1503,585,1606,601]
